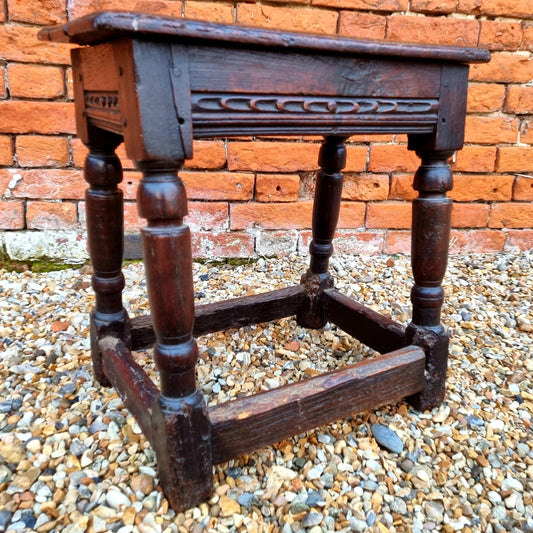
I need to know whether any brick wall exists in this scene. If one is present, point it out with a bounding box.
[0,0,532,262]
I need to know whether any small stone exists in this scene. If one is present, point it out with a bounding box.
[11,466,40,491]
[306,465,324,481]
[219,494,241,517]
[501,476,523,492]
[0,443,26,463]
[424,501,444,523]
[306,491,325,508]
[130,474,154,495]
[371,424,404,454]
[301,512,323,528]
[0,510,12,532]
[105,489,131,510]
[290,495,310,514]
[399,458,414,472]
[390,498,407,515]
[237,492,254,509]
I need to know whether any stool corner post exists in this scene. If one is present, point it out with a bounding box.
[406,143,454,411]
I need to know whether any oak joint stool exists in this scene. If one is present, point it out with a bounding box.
[39,13,490,511]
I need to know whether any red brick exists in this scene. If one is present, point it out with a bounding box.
[389,174,417,201]
[470,53,533,84]
[184,1,234,23]
[458,0,533,18]
[186,202,228,231]
[330,231,385,255]
[0,67,5,99]
[237,4,338,35]
[8,0,66,24]
[410,0,456,13]
[1,169,85,199]
[191,232,255,259]
[0,26,72,65]
[26,201,77,230]
[16,136,70,167]
[311,0,408,11]
[184,141,227,170]
[506,230,533,251]
[228,142,320,172]
[7,64,65,99]
[342,174,389,201]
[496,147,533,173]
[69,0,183,19]
[256,174,300,202]
[338,12,387,40]
[514,176,533,201]
[181,172,254,201]
[464,116,519,145]
[0,200,24,229]
[338,202,366,228]
[0,2,5,22]
[523,22,533,52]
[0,136,13,165]
[368,144,419,173]
[451,203,490,227]
[452,146,496,173]
[123,202,142,230]
[0,102,75,135]
[521,119,533,145]
[366,202,411,229]
[449,229,506,253]
[450,175,514,202]
[231,201,313,230]
[466,83,505,113]
[489,203,533,228]
[479,20,522,51]
[384,231,411,254]
[66,67,74,100]
[386,15,479,47]
[504,86,533,114]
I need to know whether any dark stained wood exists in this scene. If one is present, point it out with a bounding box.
[209,346,425,464]
[40,11,490,511]
[324,289,406,354]
[298,136,346,329]
[136,160,213,506]
[83,133,130,386]
[38,11,490,65]
[130,285,306,351]
[405,145,454,410]
[100,336,158,442]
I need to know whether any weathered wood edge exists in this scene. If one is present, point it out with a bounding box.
[324,288,406,353]
[38,11,490,64]
[130,285,306,350]
[208,345,425,464]
[100,336,158,443]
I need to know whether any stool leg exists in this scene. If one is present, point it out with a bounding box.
[136,161,212,511]
[298,136,347,329]
[84,133,130,386]
[406,149,454,411]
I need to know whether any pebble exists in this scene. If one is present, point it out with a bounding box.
[370,424,404,454]
[0,251,531,532]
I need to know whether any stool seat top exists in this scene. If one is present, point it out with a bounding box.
[39,10,490,64]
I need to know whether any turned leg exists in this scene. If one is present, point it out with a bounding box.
[84,133,130,386]
[298,136,347,329]
[137,161,212,511]
[406,149,454,411]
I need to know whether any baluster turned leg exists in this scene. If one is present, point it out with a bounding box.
[84,134,130,386]
[298,136,347,329]
[136,161,212,511]
[406,149,454,411]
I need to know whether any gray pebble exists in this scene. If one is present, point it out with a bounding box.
[371,424,404,454]
[306,491,325,507]
[390,497,407,515]
[0,510,12,532]
[291,495,310,514]
[366,510,376,526]
[301,512,323,528]
[237,492,254,509]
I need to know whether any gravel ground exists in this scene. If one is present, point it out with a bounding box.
[0,251,531,533]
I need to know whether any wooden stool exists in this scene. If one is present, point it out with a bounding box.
[39,13,490,511]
